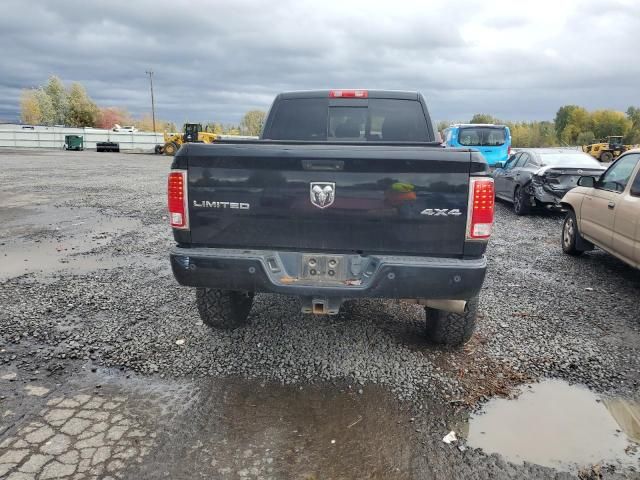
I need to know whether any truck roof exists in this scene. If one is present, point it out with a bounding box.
[277,90,420,100]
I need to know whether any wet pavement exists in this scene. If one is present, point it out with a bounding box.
[0,369,422,479]
[1,205,141,280]
[1,369,180,480]
[5,369,640,479]
[466,379,640,472]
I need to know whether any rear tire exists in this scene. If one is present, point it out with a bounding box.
[425,296,478,347]
[562,210,584,256]
[164,142,178,156]
[599,151,613,163]
[513,186,531,216]
[196,288,254,330]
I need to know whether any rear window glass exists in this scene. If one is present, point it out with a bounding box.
[329,107,366,140]
[458,127,506,147]
[266,98,328,140]
[367,99,429,142]
[266,97,429,142]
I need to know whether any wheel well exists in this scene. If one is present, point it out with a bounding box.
[515,182,533,196]
[565,206,593,251]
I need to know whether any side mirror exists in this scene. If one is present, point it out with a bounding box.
[494,162,504,169]
[578,176,596,188]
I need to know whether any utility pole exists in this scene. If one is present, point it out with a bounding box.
[145,70,156,132]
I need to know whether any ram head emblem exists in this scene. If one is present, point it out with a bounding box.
[310,182,335,209]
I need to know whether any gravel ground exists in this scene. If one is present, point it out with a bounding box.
[1,149,639,479]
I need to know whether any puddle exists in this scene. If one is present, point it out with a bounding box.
[135,377,419,479]
[466,379,640,471]
[1,205,140,280]
[1,251,136,280]
[1,205,138,237]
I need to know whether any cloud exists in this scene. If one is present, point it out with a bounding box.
[0,0,638,124]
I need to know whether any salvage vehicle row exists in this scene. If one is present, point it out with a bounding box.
[166,90,639,353]
[492,149,605,215]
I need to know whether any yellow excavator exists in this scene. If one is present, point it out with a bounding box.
[582,136,634,163]
[157,123,217,156]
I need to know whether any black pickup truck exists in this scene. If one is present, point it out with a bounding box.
[168,90,494,346]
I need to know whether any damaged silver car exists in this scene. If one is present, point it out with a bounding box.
[492,149,605,215]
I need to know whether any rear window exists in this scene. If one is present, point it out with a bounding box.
[458,127,506,147]
[366,99,429,141]
[266,98,328,140]
[329,107,366,140]
[265,98,429,142]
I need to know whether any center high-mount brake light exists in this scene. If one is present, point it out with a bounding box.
[168,170,189,229]
[329,90,368,98]
[467,178,494,240]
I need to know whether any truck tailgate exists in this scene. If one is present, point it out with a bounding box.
[183,143,474,256]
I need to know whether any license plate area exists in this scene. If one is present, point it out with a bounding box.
[301,254,346,281]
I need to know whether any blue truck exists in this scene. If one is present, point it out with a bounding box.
[443,124,511,166]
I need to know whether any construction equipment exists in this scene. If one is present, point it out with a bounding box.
[582,136,633,163]
[161,123,217,156]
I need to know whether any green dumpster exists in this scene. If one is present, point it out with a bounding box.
[64,135,84,151]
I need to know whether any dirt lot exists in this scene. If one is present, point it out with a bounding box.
[1,149,639,479]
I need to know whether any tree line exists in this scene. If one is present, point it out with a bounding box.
[19,75,266,136]
[204,110,265,136]
[438,106,640,148]
[22,76,636,144]
[20,76,176,132]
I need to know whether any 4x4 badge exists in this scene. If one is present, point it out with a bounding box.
[310,182,335,209]
[420,208,462,216]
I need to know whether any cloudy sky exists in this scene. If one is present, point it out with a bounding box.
[1,0,638,125]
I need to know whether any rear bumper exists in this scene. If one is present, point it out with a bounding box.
[532,185,567,207]
[170,247,487,300]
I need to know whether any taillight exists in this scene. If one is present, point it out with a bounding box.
[467,178,494,240]
[329,90,368,98]
[168,170,188,229]
[508,146,511,156]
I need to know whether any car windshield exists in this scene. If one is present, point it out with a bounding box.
[458,127,506,146]
[539,153,602,168]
